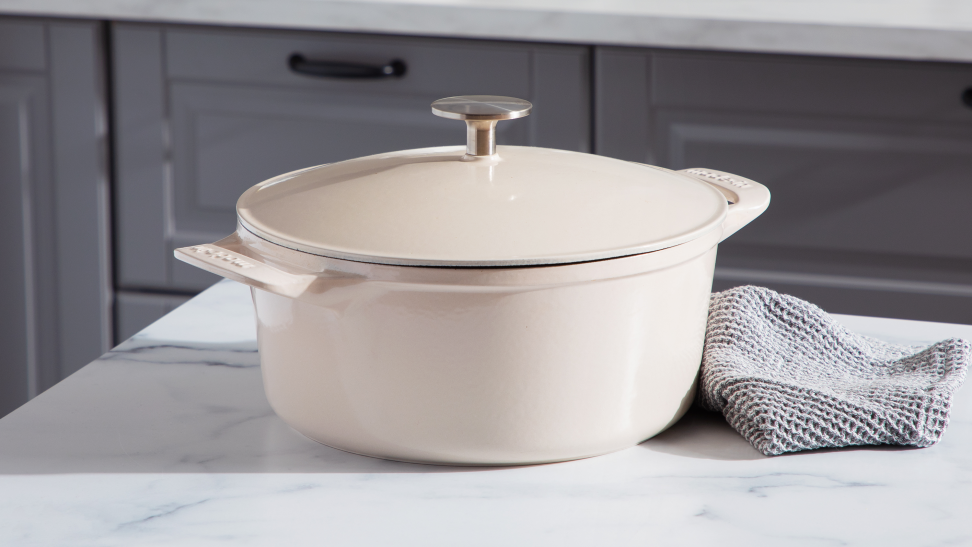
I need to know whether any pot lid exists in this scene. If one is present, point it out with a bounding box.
[236,96,728,267]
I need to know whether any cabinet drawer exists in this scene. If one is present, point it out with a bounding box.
[114,24,591,292]
[654,111,972,261]
[165,27,532,96]
[651,50,972,123]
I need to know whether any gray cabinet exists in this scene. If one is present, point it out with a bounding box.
[596,47,972,323]
[0,17,112,415]
[113,23,592,303]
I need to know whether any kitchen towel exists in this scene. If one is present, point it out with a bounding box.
[699,286,970,456]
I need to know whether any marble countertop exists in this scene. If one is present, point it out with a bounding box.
[2,280,972,545]
[4,0,972,63]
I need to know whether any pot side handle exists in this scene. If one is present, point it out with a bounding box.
[175,241,318,298]
[678,168,771,241]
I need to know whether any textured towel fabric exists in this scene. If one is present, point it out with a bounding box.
[699,286,970,456]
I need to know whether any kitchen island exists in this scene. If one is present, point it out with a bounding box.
[0,279,970,545]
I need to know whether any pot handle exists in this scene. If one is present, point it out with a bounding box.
[174,240,320,298]
[678,168,771,241]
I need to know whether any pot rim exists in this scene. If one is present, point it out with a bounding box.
[229,223,725,289]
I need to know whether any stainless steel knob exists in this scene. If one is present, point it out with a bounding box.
[431,95,532,157]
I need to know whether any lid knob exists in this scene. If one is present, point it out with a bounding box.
[431,95,532,157]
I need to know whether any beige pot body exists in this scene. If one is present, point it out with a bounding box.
[253,246,716,465]
[174,167,769,465]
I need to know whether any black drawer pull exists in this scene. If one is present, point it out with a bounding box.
[962,87,972,109]
[288,54,406,79]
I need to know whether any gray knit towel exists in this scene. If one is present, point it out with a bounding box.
[699,286,970,456]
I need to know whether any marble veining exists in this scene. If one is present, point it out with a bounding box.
[5,0,972,62]
[1,280,971,545]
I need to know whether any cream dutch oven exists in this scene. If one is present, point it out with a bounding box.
[175,96,770,466]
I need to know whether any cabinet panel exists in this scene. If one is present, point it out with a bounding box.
[0,19,45,70]
[0,18,111,416]
[593,49,649,164]
[0,75,46,417]
[531,49,591,152]
[596,46,972,322]
[112,25,167,289]
[114,24,591,293]
[656,112,972,260]
[651,51,972,123]
[49,23,114,380]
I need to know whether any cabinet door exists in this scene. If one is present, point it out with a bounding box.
[0,18,111,416]
[596,47,972,323]
[113,24,591,293]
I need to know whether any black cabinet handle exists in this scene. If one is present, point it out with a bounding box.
[962,87,972,109]
[288,54,406,79]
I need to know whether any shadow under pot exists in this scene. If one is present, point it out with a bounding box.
[176,95,770,466]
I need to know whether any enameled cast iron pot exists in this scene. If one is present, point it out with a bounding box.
[175,96,770,466]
